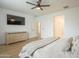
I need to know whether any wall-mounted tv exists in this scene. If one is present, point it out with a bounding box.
[7,14,25,25]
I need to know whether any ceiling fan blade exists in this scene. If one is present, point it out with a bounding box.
[37,0,42,4]
[39,0,42,3]
[40,5,50,7]
[26,2,36,5]
[40,7,43,10]
[31,6,37,9]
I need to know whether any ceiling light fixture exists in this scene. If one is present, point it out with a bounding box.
[36,7,40,10]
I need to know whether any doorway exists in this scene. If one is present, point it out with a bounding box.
[54,15,64,39]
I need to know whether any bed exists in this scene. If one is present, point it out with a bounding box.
[19,36,79,58]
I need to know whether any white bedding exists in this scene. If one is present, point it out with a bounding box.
[33,37,79,58]
[33,38,69,58]
[19,36,79,58]
[19,38,56,58]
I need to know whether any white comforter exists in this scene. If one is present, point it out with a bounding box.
[33,38,70,58]
[19,37,79,58]
[33,37,79,58]
[19,38,56,58]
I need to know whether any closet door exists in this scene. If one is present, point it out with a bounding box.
[54,15,64,39]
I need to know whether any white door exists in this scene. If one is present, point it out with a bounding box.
[54,15,64,39]
[36,22,41,38]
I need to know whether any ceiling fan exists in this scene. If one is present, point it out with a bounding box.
[26,0,50,10]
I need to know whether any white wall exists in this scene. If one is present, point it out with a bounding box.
[36,7,79,38]
[35,15,53,38]
[0,8,37,44]
[64,7,79,37]
[36,11,64,38]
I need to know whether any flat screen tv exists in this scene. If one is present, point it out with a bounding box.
[7,14,25,25]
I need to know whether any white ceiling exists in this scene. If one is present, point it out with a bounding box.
[0,0,79,16]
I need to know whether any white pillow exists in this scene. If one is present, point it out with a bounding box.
[62,37,73,52]
[71,35,79,55]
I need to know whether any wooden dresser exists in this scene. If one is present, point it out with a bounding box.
[6,32,29,44]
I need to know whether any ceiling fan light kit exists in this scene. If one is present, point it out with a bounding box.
[36,7,40,10]
[26,0,50,10]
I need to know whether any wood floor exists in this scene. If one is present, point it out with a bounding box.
[0,37,39,58]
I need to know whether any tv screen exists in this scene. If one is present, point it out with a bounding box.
[7,14,25,25]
